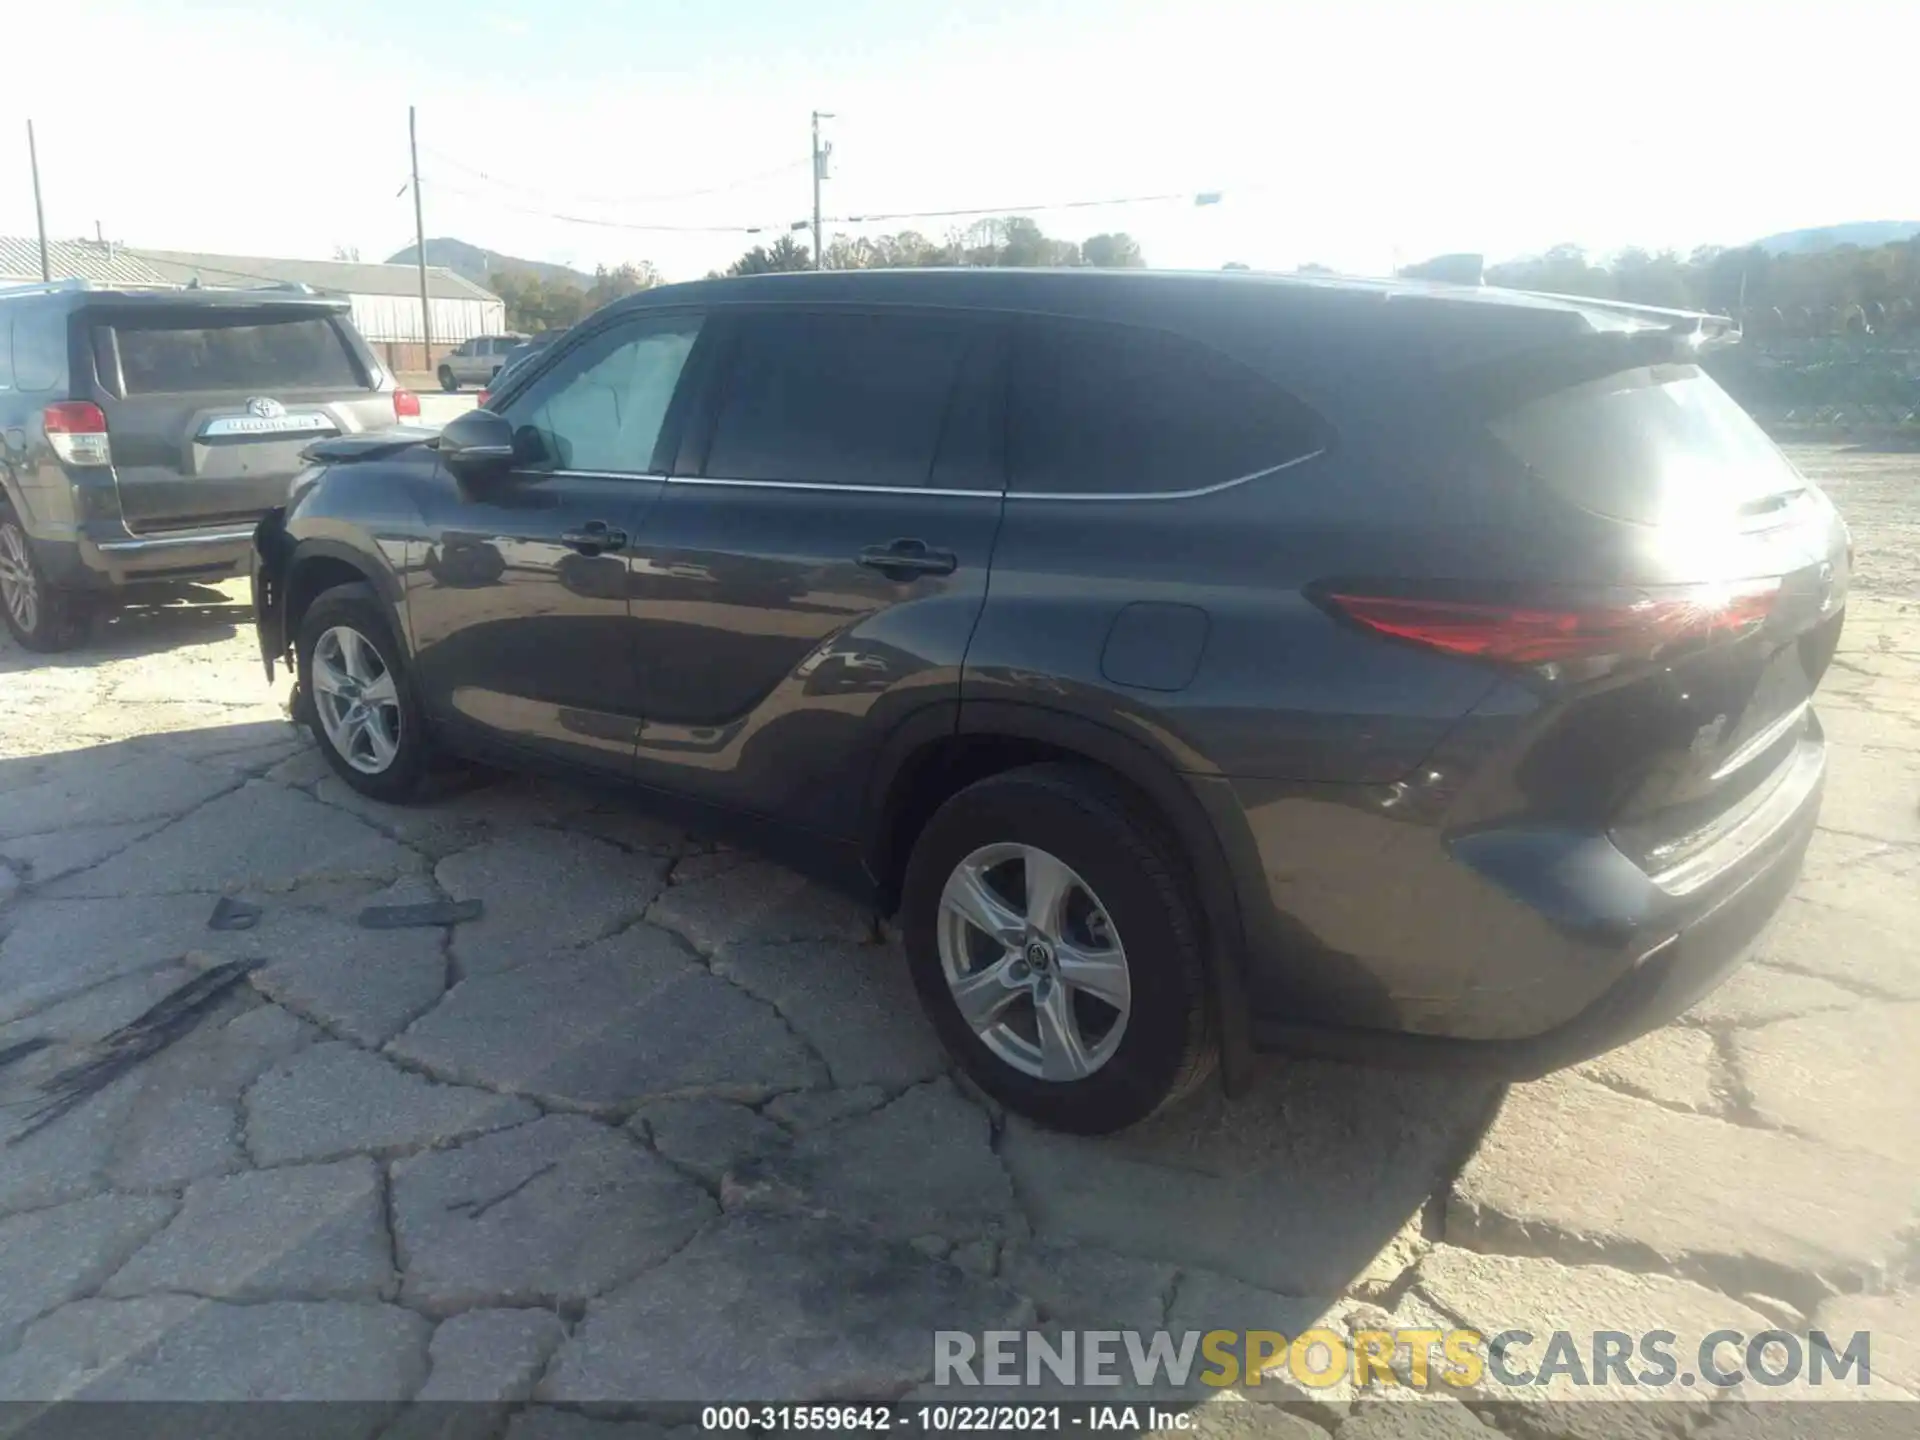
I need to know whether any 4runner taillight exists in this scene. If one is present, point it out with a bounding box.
[393,389,421,421]
[43,402,111,467]
[1320,580,1781,670]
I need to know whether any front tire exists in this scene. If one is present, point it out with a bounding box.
[296,583,431,802]
[438,366,458,393]
[901,764,1217,1134]
[0,512,93,653]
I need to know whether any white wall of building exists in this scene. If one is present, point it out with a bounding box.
[349,293,506,345]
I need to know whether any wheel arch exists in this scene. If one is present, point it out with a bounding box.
[275,539,412,684]
[863,698,1256,1093]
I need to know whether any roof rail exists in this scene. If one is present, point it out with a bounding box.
[0,276,94,299]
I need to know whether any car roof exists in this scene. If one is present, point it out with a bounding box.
[602,267,1724,373]
[616,265,1688,323]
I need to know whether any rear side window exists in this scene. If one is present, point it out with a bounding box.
[10,309,68,393]
[1491,364,1807,526]
[1008,318,1325,496]
[703,310,975,488]
[109,315,363,394]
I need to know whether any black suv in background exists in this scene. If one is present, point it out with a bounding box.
[254,269,1845,1132]
[0,279,418,651]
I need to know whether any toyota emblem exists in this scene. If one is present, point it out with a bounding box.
[245,396,287,419]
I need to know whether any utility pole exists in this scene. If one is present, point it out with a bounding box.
[27,121,49,282]
[409,106,432,365]
[810,111,834,270]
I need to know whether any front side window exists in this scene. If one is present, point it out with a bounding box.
[501,314,701,473]
[703,310,976,488]
[1007,318,1325,495]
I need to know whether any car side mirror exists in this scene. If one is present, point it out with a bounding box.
[437,408,516,480]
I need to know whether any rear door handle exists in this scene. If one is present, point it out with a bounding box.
[856,539,958,578]
[561,521,629,556]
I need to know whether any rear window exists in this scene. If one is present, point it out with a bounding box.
[107,314,364,395]
[1491,364,1806,526]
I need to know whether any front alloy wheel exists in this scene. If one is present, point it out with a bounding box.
[311,625,403,774]
[937,843,1132,1082]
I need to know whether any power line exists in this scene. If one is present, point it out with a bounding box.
[421,145,807,209]
[423,176,792,234]
[826,190,1222,227]
[116,248,315,288]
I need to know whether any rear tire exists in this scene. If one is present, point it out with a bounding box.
[438,366,458,393]
[0,511,94,653]
[900,763,1217,1134]
[296,582,432,802]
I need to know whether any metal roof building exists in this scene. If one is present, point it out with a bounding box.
[136,250,505,366]
[1,239,505,371]
[0,237,172,288]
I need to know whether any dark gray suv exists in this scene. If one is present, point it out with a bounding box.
[253,269,1845,1132]
[0,279,419,651]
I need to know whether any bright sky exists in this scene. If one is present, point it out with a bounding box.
[5,0,1913,283]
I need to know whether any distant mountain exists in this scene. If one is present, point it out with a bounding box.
[1751,221,1920,255]
[385,238,594,290]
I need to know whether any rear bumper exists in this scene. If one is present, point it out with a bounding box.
[1224,726,1825,1078]
[38,519,255,590]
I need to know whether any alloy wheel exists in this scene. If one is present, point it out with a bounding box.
[936,842,1132,1082]
[311,624,403,774]
[0,522,38,635]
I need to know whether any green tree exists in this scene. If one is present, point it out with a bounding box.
[585,260,661,311]
[1080,233,1145,268]
[726,234,812,275]
[822,230,949,270]
[489,270,587,332]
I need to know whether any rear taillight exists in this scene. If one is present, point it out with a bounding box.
[1321,580,1781,672]
[43,402,111,467]
[393,388,420,421]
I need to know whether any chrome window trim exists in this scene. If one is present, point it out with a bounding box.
[664,475,993,499]
[1010,447,1326,501]
[549,469,669,482]
[654,447,1326,501]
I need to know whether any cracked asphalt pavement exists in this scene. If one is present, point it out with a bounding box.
[0,445,1916,1434]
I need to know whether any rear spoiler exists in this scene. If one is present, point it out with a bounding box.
[1516,291,1742,352]
[1451,302,1741,418]
[83,289,353,315]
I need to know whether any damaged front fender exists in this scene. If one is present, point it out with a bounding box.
[251,507,294,682]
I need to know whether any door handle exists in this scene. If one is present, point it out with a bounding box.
[856,539,958,578]
[560,521,629,556]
